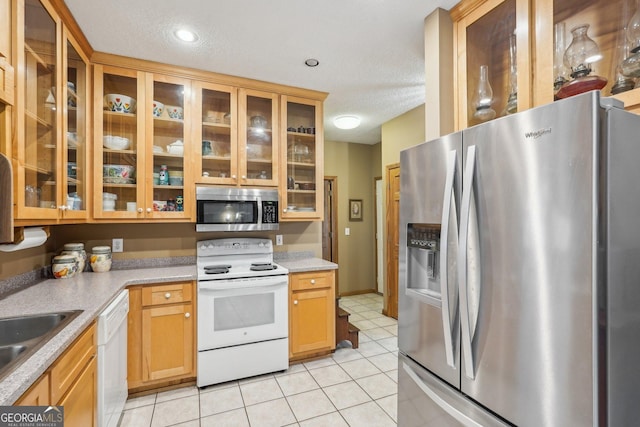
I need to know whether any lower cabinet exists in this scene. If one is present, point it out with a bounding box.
[128,281,196,392]
[15,323,97,427]
[289,270,335,360]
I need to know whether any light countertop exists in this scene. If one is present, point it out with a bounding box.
[0,256,336,405]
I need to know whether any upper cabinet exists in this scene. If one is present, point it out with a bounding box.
[193,82,238,185]
[280,96,324,221]
[452,0,531,130]
[93,65,192,221]
[238,89,279,187]
[14,0,89,221]
[451,0,640,129]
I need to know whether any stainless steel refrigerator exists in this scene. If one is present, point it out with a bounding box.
[398,91,640,426]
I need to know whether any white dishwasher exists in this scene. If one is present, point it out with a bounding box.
[97,289,129,427]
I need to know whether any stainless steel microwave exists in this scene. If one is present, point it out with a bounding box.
[196,186,279,232]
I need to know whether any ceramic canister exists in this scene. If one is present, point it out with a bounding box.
[62,242,87,272]
[90,246,112,273]
[52,255,79,279]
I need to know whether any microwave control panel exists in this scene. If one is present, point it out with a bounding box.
[262,201,279,223]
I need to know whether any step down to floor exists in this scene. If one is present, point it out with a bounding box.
[336,302,359,349]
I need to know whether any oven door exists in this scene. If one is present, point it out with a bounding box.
[198,275,288,351]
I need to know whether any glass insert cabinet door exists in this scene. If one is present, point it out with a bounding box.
[281,96,323,219]
[62,30,89,219]
[193,82,237,184]
[239,89,278,187]
[94,65,144,218]
[147,74,191,217]
[17,0,60,219]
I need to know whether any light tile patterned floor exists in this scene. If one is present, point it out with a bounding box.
[118,293,397,427]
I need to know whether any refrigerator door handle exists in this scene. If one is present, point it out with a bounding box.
[402,362,484,427]
[459,144,477,380]
[439,149,457,368]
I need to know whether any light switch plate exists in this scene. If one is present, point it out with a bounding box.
[112,238,123,253]
[345,228,350,236]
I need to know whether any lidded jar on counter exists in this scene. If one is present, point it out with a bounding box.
[90,246,112,273]
[52,255,79,279]
[61,242,87,272]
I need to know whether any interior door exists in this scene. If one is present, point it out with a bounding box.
[385,164,400,319]
[458,93,597,426]
[398,132,462,389]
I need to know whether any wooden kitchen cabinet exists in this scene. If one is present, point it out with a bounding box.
[280,96,324,221]
[289,270,335,360]
[452,0,640,130]
[127,282,196,392]
[93,65,193,221]
[13,0,90,221]
[15,322,97,427]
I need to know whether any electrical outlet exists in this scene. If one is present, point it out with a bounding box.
[112,238,123,253]
[276,235,283,246]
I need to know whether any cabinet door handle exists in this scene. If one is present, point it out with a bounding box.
[137,208,143,213]
[165,292,171,299]
[293,300,298,305]
[185,312,191,318]
[310,279,316,284]
[147,208,152,213]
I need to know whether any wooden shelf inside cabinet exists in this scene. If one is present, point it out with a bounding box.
[202,155,232,162]
[287,131,316,139]
[103,183,137,189]
[247,127,272,134]
[25,110,54,130]
[202,122,232,135]
[153,117,184,131]
[24,42,54,73]
[24,164,53,175]
[67,177,80,186]
[153,153,185,160]
[246,158,273,164]
[288,189,316,194]
[104,110,137,121]
[153,185,184,190]
[104,149,137,156]
[287,161,315,168]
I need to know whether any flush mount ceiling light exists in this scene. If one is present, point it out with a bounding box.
[334,115,361,130]
[175,29,198,43]
[305,58,319,67]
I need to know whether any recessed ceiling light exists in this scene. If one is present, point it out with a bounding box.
[305,58,319,67]
[334,115,361,130]
[175,29,198,43]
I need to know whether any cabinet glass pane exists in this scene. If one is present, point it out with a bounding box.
[201,89,232,179]
[65,41,86,211]
[286,102,317,212]
[246,95,274,181]
[23,0,57,209]
[102,74,138,212]
[152,81,185,212]
[465,0,515,127]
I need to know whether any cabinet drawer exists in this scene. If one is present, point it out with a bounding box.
[290,271,333,291]
[50,323,96,403]
[142,282,193,306]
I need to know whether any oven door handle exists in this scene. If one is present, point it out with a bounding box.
[198,276,288,291]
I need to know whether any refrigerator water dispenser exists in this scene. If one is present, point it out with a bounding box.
[407,224,441,302]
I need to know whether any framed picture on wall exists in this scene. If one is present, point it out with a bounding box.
[349,199,363,221]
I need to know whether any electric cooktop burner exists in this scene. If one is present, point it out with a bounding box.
[250,263,278,271]
[204,264,231,274]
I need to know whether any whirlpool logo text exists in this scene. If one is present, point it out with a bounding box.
[525,128,552,140]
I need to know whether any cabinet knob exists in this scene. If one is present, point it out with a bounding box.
[310,279,316,284]
[241,175,246,179]
[137,208,143,213]
[185,312,191,318]
[293,300,298,305]
[232,175,237,179]
[283,209,287,213]
[147,208,152,213]
[165,292,171,299]
[59,205,67,211]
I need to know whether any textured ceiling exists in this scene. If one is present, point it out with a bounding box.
[64,0,458,145]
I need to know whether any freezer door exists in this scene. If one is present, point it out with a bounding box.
[399,132,462,388]
[458,92,599,426]
[398,353,510,427]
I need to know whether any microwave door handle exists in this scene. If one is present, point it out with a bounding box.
[257,196,263,226]
[459,144,478,380]
[440,149,457,369]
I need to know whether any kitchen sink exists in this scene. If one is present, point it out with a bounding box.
[0,310,82,380]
